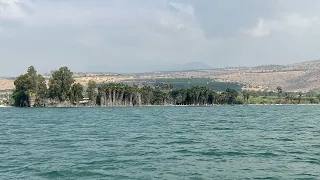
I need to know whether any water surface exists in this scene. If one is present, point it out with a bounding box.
[1,106,320,179]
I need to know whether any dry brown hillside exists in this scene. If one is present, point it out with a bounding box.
[0,78,14,91]
[214,70,320,92]
[213,61,320,92]
[2,60,320,92]
[0,76,135,91]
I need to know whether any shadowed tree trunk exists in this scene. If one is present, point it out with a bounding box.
[112,89,116,106]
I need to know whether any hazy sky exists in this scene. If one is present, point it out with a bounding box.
[1,0,320,76]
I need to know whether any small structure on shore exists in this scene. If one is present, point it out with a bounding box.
[0,92,11,106]
[79,98,90,106]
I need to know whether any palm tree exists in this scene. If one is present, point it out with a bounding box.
[289,94,294,104]
[132,85,140,106]
[110,84,116,106]
[208,90,216,105]
[242,90,250,104]
[117,85,125,106]
[86,80,97,105]
[151,89,163,105]
[107,84,112,106]
[140,86,153,105]
[70,83,84,105]
[316,94,320,104]
[226,88,238,105]
[276,86,282,103]
[284,92,290,104]
[298,92,302,104]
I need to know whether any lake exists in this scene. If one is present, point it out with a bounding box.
[1,106,320,179]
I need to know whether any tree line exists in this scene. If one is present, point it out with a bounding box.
[13,66,320,107]
[13,66,83,107]
[95,84,239,106]
[242,86,320,104]
[12,66,240,107]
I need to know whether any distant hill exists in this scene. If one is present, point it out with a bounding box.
[168,62,212,71]
[3,59,320,92]
[85,62,212,73]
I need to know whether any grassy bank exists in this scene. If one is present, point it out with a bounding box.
[235,95,320,105]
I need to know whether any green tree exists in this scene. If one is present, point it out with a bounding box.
[48,67,75,102]
[12,66,47,107]
[309,98,317,104]
[284,92,290,104]
[140,86,153,105]
[12,74,32,107]
[298,92,302,104]
[316,94,320,103]
[86,80,97,104]
[226,88,238,105]
[242,90,250,104]
[27,66,37,92]
[276,86,282,103]
[70,83,84,104]
[34,74,48,106]
[208,90,216,105]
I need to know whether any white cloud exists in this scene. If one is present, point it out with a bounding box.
[2,0,320,75]
[284,13,319,28]
[0,0,33,21]
[246,13,320,37]
[246,19,270,37]
[168,2,195,16]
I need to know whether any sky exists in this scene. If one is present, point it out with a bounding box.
[1,0,320,76]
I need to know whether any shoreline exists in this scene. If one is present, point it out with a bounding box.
[3,104,320,108]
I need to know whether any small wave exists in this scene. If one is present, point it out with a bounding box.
[253,177,277,180]
[277,138,294,142]
[211,127,233,130]
[166,140,198,145]
[40,169,120,179]
[305,159,320,165]
[294,172,319,179]
[310,144,320,148]
[83,159,109,165]
[165,156,181,161]
[288,151,305,155]
[174,149,194,154]
[255,152,279,157]
[38,170,68,178]
[130,135,149,141]
[200,150,247,156]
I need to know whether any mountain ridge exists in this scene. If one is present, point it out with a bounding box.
[2,60,320,92]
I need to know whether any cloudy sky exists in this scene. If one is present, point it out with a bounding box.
[0,0,320,76]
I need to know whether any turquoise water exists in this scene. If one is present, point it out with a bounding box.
[1,106,320,179]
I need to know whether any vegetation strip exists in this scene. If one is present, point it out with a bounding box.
[3,66,320,107]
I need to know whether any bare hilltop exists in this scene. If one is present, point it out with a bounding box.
[1,60,320,93]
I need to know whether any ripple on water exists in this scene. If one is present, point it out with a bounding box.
[166,139,200,145]
[277,138,295,142]
[254,152,279,158]
[1,106,320,179]
[200,150,248,157]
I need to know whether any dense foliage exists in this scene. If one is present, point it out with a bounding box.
[12,66,243,107]
[86,80,97,104]
[11,66,320,107]
[70,83,84,104]
[13,66,78,107]
[12,66,47,107]
[138,78,243,92]
[48,67,75,102]
[95,83,240,106]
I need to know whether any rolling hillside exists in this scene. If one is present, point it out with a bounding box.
[2,60,320,92]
